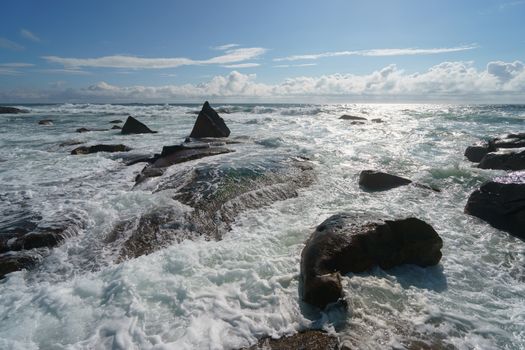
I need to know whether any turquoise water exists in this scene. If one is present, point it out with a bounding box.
[0,103,524,349]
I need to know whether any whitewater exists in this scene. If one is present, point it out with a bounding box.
[0,103,524,349]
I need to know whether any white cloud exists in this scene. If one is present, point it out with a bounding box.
[212,43,240,51]
[222,63,260,68]
[38,68,91,75]
[42,47,267,69]
[274,45,478,62]
[20,29,41,42]
[2,60,524,102]
[0,62,34,68]
[0,37,24,51]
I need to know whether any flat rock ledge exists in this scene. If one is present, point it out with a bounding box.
[465,171,525,239]
[301,214,443,309]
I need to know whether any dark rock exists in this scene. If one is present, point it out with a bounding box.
[371,118,383,123]
[245,330,339,350]
[38,119,53,125]
[465,144,495,163]
[0,106,28,114]
[0,252,38,279]
[121,116,157,134]
[71,144,131,155]
[109,119,123,124]
[359,170,412,191]
[340,115,367,121]
[349,121,365,125]
[301,214,442,309]
[76,127,109,133]
[135,143,234,183]
[478,149,525,171]
[111,125,122,130]
[465,171,525,239]
[189,101,231,138]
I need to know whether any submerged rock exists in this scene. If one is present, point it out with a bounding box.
[340,115,367,121]
[112,158,315,260]
[465,171,525,239]
[0,106,28,114]
[189,101,231,138]
[478,148,525,171]
[111,125,122,130]
[59,140,84,147]
[245,331,339,350]
[38,119,53,125]
[109,119,123,124]
[301,214,442,309]
[76,127,109,133]
[71,144,131,155]
[121,116,157,134]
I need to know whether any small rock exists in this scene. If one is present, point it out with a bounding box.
[76,127,109,133]
[71,144,131,155]
[121,116,157,134]
[189,101,231,138]
[109,119,123,124]
[371,118,383,123]
[359,170,412,191]
[111,125,122,130]
[339,115,367,121]
[38,119,53,125]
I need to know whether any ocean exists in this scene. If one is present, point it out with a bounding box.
[0,103,524,349]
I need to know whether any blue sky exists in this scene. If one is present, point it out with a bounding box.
[1,0,524,102]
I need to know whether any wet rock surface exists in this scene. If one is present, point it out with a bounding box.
[359,170,438,192]
[244,330,339,350]
[112,158,315,260]
[71,144,131,155]
[465,171,525,239]
[121,116,157,134]
[478,148,525,171]
[465,133,525,170]
[301,214,443,309]
[189,101,231,138]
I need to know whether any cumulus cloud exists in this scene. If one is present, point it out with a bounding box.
[274,45,478,62]
[42,47,267,69]
[20,29,41,42]
[1,60,524,102]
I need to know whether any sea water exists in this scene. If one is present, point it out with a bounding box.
[0,103,524,349]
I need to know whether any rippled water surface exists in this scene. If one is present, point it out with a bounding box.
[0,103,524,349]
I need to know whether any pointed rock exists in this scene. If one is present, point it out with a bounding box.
[121,116,157,134]
[189,101,231,138]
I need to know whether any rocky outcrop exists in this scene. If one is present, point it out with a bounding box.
[76,127,109,133]
[478,149,525,171]
[71,144,131,155]
[301,214,442,309]
[245,331,339,350]
[121,116,157,134]
[465,133,525,170]
[38,119,53,125]
[112,158,315,260]
[339,115,367,121]
[135,142,234,183]
[189,101,231,138]
[465,171,525,239]
[0,106,28,114]
[359,170,438,192]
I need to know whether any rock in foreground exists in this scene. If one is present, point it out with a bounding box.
[189,101,231,138]
[71,144,131,155]
[245,331,339,350]
[121,116,157,134]
[301,214,442,309]
[465,171,525,239]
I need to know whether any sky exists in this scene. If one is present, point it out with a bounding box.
[0,0,524,103]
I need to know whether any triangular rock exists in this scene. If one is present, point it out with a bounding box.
[189,101,230,138]
[121,116,157,134]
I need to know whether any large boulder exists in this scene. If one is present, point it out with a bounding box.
[71,144,131,155]
[465,133,525,164]
[465,171,525,239]
[189,101,231,138]
[301,214,442,309]
[465,143,495,162]
[478,149,525,171]
[0,106,28,114]
[121,116,157,134]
